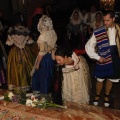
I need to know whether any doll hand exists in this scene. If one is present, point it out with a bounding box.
[98,57,106,63]
[35,64,39,70]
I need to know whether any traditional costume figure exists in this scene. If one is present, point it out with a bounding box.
[87,12,103,39]
[31,15,57,94]
[55,47,90,105]
[83,5,97,25]
[85,10,120,107]
[6,14,35,91]
[89,12,103,30]
[67,8,86,51]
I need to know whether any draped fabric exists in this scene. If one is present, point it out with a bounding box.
[62,53,90,104]
[93,26,113,78]
[7,45,35,90]
[32,53,55,94]
[37,15,57,48]
[6,25,35,91]
[115,24,120,57]
[108,46,120,79]
[32,15,56,94]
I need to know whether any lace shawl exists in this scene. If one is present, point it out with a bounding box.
[62,52,80,73]
[37,15,57,48]
[6,25,33,49]
[70,18,81,25]
[37,30,57,48]
[70,9,82,25]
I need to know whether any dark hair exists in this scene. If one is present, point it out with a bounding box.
[103,10,115,18]
[55,46,73,58]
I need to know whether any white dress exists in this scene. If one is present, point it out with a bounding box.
[62,52,90,104]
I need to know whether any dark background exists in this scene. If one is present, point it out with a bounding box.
[0,0,120,23]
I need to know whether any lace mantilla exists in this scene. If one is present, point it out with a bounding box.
[70,9,82,25]
[37,15,53,32]
[37,15,57,48]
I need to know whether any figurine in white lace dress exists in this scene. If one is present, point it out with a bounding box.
[55,47,90,104]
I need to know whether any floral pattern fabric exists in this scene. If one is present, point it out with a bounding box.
[62,53,90,104]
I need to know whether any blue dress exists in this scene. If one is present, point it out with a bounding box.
[32,53,55,94]
[31,15,57,94]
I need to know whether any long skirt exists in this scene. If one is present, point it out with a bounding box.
[7,45,35,91]
[32,53,55,94]
[62,56,90,104]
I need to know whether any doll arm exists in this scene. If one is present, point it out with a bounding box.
[35,42,46,70]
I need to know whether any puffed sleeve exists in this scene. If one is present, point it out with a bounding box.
[85,33,100,60]
[38,42,46,55]
[27,37,34,44]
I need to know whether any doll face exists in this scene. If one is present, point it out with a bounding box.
[73,12,79,19]
[55,56,66,65]
[96,13,102,21]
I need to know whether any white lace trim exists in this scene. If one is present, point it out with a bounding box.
[37,15,57,48]
[6,40,13,46]
[37,15,53,32]
[62,52,80,73]
[70,9,82,25]
[38,51,45,55]
[6,25,31,48]
[70,18,81,25]
[27,39,34,44]
[7,35,29,48]
[37,30,57,48]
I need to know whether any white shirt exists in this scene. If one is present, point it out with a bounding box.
[83,12,97,25]
[85,27,116,60]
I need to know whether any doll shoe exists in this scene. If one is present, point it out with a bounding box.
[104,94,110,107]
[93,95,99,106]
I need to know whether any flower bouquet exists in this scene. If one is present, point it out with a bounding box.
[4,89,26,104]
[3,89,67,110]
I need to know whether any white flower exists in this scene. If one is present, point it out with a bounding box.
[33,98,38,102]
[64,106,67,109]
[31,95,35,100]
[26,99,36,107]
[31,103,36,107]
[8,92,14,100]
[41,97,46,103]
[26,99,33,106]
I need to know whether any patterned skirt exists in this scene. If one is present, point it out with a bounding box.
[7,45,35,91]
[94,46,120,79]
